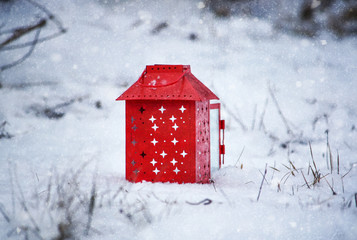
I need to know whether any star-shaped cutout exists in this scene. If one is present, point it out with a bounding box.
[131,139,137,146]
[131,125,138,131]
[139,106,145,114]
[131,160,136,166]
[172,123,179,131]
[152,124,159,131]
[160,151,167,158]
[151,138,158,146]
[150,159,157,166]
[159,106,166,113]
[170,158,178,166]
[173,167,180,174]
[131,116,135,123]
[149,116,156,123]
[179,105,186,113]
[153,168,160,175]
[169,115,177,122]
[133,169,139,175]
[140,151,146,158]
[171,138,178,145]
[180,150,187,158]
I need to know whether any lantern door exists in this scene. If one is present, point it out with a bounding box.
[210,103,225,176]
[125,100,196,183]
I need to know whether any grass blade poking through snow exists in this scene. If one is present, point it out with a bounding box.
[257,164,268,202]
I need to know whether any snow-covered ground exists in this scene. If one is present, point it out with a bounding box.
[1,0,356,239]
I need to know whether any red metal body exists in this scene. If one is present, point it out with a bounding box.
[117,65,225,183]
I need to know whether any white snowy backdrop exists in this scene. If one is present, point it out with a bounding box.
[0,0,356,239]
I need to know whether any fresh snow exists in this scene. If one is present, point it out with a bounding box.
[0,0,356,239]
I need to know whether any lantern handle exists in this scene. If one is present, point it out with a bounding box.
[138,71,187,87]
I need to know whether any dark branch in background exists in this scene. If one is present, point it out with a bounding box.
[0,30,65,51]
[0,0,66,72]
[0,28,41,71]
[0,19,46,50]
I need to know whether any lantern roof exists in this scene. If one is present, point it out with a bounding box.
[116,65,219,101]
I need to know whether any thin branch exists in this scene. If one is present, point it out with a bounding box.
[301,170,310,189]
[268,82,294,136]
[251,104,257,130]
[309,142,318,173]
[259,169,269,184]
[324,178,337,195]
[221,102,248,131]
[0,28,41,71]
[234,146,245,167]
[258,98,269,131]
[0,30,66,51]
[0,19,46,50]
[257,163,268,201]
[337,150,340,175]
[13,165,41,233]
[186,199,212,205]
[328,141,333,174]
[84,171,97,236]
[0,203,10,223]
[342,167,353,179]
[0,0,66,72]
[26,0,65,31]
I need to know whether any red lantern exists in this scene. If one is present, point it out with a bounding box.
[116,65,225,183]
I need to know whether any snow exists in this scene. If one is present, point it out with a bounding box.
[1,0,357,239]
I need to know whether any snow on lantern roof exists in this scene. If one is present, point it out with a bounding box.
[116,65,219,101]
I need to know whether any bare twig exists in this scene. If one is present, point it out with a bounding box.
[221,102,248,131]
[0,203,10,223]
[309,142,318,173]
[337,150,340,175]
[234,146,245,167]
[251,104,257,130]
[26,0,65,31]
[324,178,337,195]
[342,167,352,179]
[0,19,46,49]
[45,174,52,205]
[0,31,65,51]
[13,166,41,233]
[186,199,212,205]
[325,130,330,170]
[84,172,97,236]
[341,176,345,194]
[268,83,294,136]
[8,161,16,217]
[257,164,268,201]
[0,0,66,72]
[209,179,217,192]
[258,98,269,131]
[0,28,41,71]
[301,170,310,189]
[328,141,333,174]
[259,170,269,184]
[270,166,280,172]
[270,161,278,181]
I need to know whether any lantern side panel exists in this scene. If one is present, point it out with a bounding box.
[125,100,196,183]
[195,100,210,183]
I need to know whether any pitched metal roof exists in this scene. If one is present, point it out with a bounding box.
[116,65,219,101]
